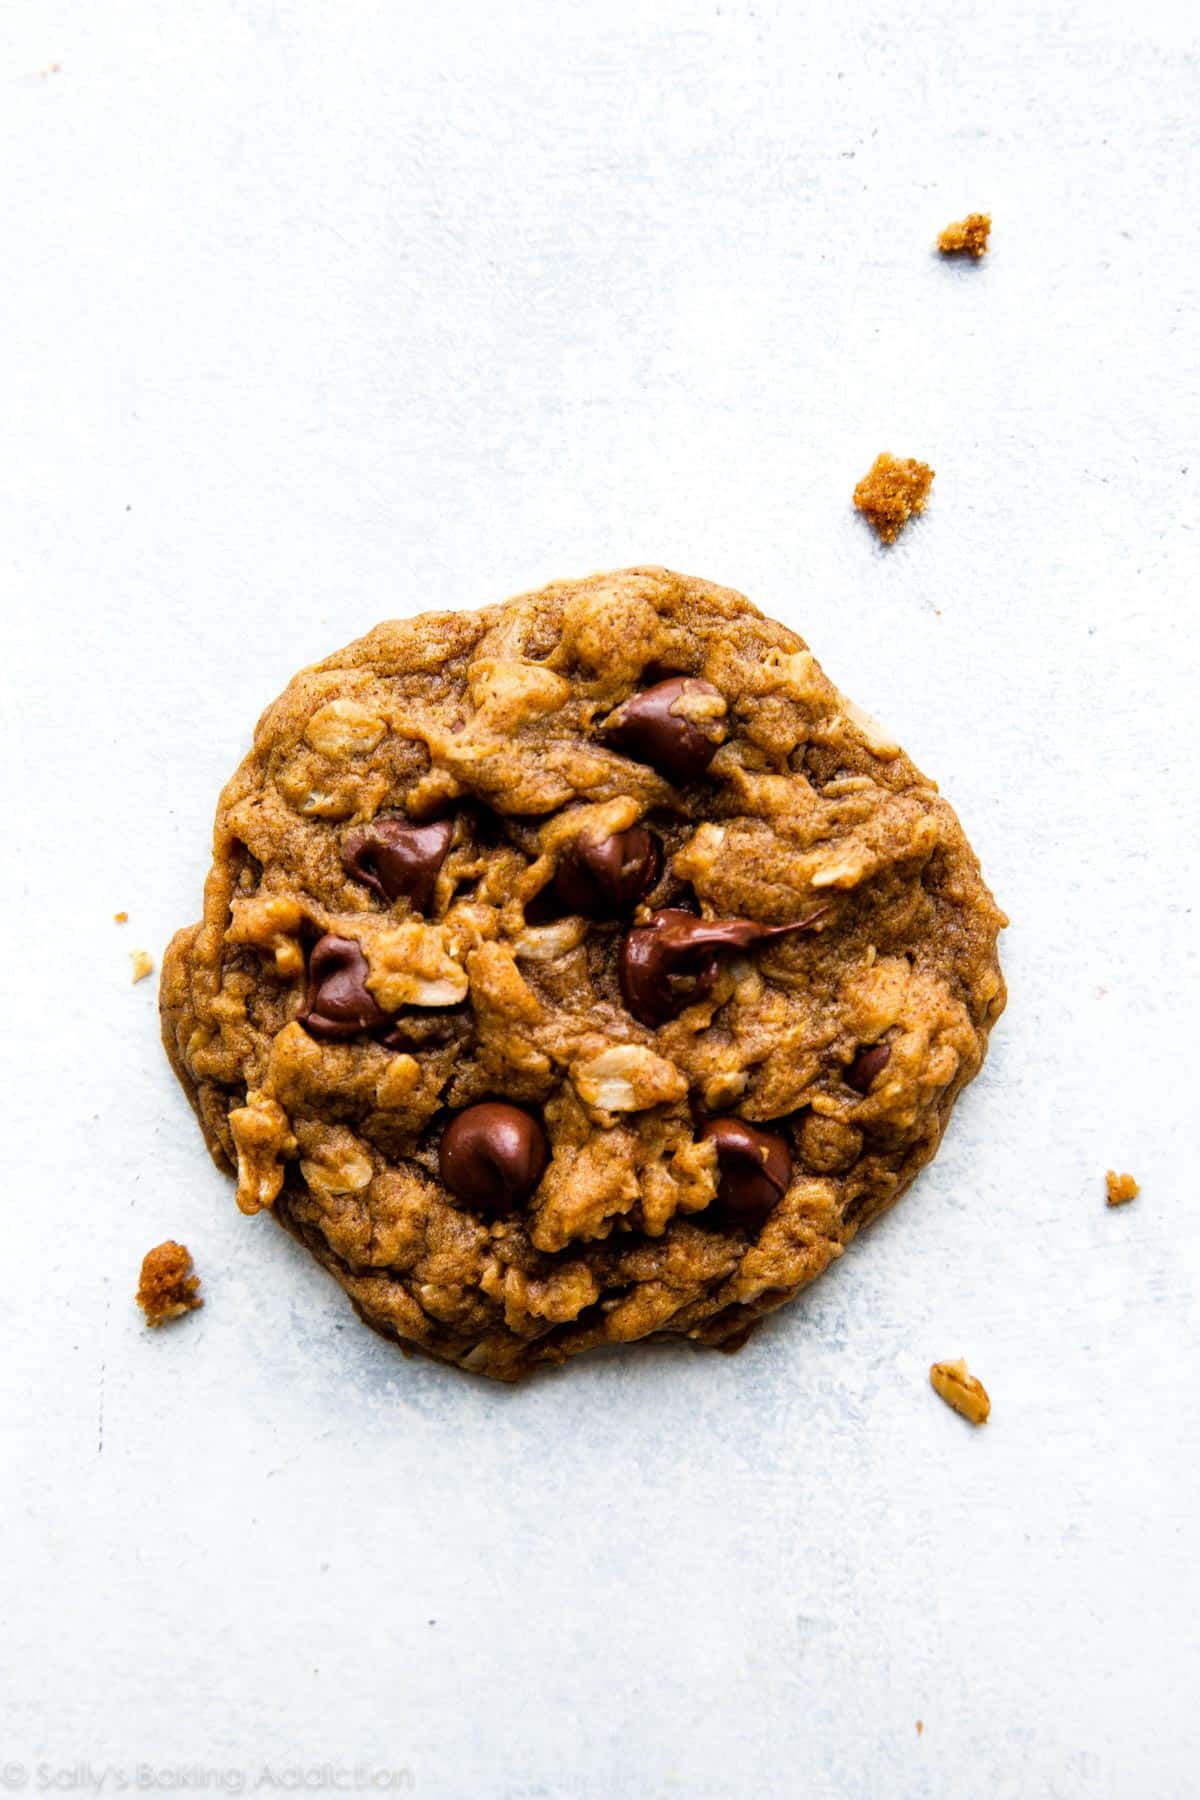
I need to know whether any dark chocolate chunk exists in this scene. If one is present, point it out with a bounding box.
[603,677,724,784]
[699,1117,792,1230]
[438,1102,548,1219]
[553,825,661,918]
[846,1043,892,1093]
[342,816,453,911]
[619,906,827,1027]
[300,934,389,1039]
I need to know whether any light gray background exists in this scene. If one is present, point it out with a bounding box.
[2,2,1197,1796]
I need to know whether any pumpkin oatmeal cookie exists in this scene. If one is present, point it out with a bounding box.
[161,568,1005,1379]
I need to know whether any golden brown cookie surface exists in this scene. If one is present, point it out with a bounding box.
[161,568,1006,1379]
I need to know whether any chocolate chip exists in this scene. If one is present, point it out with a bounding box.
[341,816,453,911]
[846,1043,892,1093]
[603,677,724,784]
[699,1117,792,1231]
[438,1102,548,1219]
[619,906,828,1027]
[553,825,661,918]
[300,934,389,1039]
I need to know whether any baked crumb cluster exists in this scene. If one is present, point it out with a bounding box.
[161,569,1005,1379]
[937,213,991,258]
[137,1240,203,1326]
[853,454,936,544]
[1105,1170,1139,1206]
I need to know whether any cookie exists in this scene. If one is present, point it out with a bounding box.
[161,568,1006,1380]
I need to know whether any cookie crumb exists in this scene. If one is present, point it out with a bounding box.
[853,453,935,544]
[136,1240,203,1327]
[1106,1170,1139,1206]
[113,911,129,924]
[130,949,154,983]
[930,1357,990,1425]
[916,1721,924,1738]
[937,212,991,257]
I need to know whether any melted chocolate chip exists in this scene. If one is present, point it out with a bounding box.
[553,825,661,918]
[300,934,389,1039]
[699,1117,792,1231]
[341,816,453,911]
[603,677,724,784]
[438,1102,548,1219]
[846,1043,892,1093]
[619,906,828,1027]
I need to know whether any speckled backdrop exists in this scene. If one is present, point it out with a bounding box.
[1,1,1196,1795]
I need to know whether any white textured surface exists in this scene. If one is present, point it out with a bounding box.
[2,2,1197,1795]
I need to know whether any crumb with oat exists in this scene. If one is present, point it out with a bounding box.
[137,1240,203,1327]
[854,453,935,544]
[1106,1170,1139,1207]
[130,949,154,983]
[930,1357,990,1424]
[937,213,991,258]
